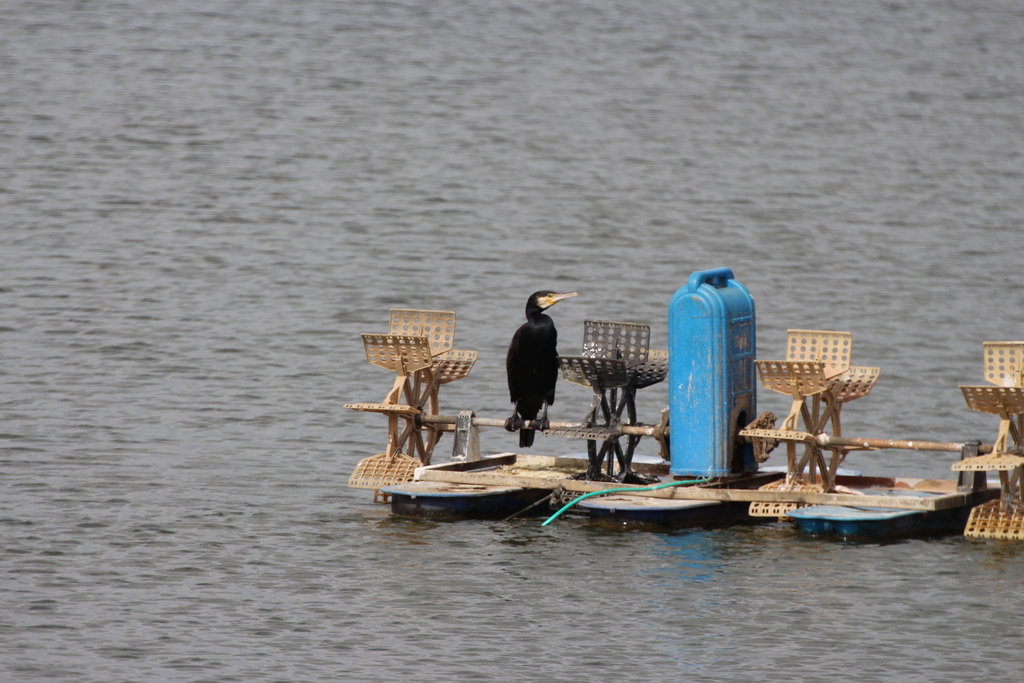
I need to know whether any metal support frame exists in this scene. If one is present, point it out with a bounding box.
[742,330,880,496]
[346,310,477,492]
[954,342,1024,518]
[558,320,669,482]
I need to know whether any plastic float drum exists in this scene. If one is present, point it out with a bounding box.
[668,268,757,477]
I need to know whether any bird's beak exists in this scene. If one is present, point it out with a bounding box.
[546,291,578,307]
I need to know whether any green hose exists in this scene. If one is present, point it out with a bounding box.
[541,478,710,526]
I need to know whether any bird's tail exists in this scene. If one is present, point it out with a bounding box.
[519,428,535,448]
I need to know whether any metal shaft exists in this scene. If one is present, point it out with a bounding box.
[419,413,988,452]
[418,413,664,438]
[814,434,991,454]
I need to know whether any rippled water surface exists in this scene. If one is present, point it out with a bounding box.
[3,1,1024,681]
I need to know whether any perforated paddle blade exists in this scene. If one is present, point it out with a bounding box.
[786,329,852,379]
[747,479,821,517]
[348,452,419,489]
[983,342,1024,387]
[581,320,650,366]
[964,499,1024,540]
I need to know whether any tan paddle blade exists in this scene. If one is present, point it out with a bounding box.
[964,499,1024,540]
[348,452,419,489]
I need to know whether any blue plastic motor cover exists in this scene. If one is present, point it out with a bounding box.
[668,268,756,477]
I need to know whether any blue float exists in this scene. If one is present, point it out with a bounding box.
[667,268,757,478]
[786,504,974,539]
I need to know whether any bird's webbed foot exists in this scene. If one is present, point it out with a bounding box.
[504,416,524,432]
[533,403,551,432]
[531,416,550,432]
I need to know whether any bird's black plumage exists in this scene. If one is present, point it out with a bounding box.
[505,290,577,448]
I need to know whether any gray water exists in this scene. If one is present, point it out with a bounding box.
[3,0,1024,681]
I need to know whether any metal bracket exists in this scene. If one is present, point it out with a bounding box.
[957,441,986,492]
[451,410,481,463]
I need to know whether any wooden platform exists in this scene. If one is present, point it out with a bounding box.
[412,453,994,514]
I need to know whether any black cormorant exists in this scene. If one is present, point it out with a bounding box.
[505,290,577,448]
